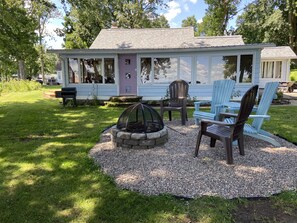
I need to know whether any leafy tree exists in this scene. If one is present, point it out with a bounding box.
[182,15,198,35]
[198,0,241,36]
[236,1,288,44]
[236,0,296,54]
[283,0,297,53]
[60,0,169,49]
[27,0,60,82]
[150,15,170,28]
[0,0,38,79]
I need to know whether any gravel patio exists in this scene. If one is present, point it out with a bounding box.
[90,119,297,199]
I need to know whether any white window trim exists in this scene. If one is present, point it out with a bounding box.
[65,56,117,85]
[138,52,256,85]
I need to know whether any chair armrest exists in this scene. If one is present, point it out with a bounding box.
[201,119,234,127]
[194,100,211,110]
[220,112,238,118]
[249,115,270,120]
[160,99,168,106]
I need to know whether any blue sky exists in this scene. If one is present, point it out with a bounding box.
[46,0,251,49]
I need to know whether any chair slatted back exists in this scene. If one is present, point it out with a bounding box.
[252,82,279,131]
[210,79,235,113]
[233,85,259,137]
[168,79,189,102]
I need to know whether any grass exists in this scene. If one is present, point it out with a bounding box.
[0,88,296,222]
[290,69,297,81]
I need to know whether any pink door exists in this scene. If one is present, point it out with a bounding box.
[119,54,137,95]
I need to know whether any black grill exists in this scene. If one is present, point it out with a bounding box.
[55,87,77,107]
[117,103,164,133]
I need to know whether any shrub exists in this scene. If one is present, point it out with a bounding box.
[0,79,41,94]
[290,69,297,81]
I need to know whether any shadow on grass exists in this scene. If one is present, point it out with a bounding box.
[0,99,235,222]
[1,96,295,222]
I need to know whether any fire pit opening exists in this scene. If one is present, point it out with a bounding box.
[117,102,164,133]
[111,103,168,149]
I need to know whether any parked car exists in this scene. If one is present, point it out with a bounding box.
[35,78,43,85]
[47,78,60,85]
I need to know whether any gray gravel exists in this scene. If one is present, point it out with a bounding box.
[89,119,297,199]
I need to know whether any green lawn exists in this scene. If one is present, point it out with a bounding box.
[0,88,296,222]
[290,69,297,81]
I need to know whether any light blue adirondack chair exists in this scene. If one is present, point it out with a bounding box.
[244,82,280,146]
[193,79,235,124]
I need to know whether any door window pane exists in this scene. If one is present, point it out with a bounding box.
[240,55,253,83]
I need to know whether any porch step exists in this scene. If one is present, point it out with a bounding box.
[105,96,143,107]
[109,96,143,103]
[43,90,57,98]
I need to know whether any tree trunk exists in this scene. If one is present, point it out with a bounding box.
[18,60,25,79]
[288,0,297,54]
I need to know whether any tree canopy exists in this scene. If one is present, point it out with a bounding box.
[236,0,297,53]
[197,0,241,36]
[0,0,59,79]
[182,15,198,36]
[60,0,170,49]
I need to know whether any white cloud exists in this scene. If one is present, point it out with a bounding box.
[197,18,203,23]
[170,22,179,28]
[45,22,63,36]
[45,20,64,49]
[189,0,198,3]
[163,1,182,22]
[182,0,198,3]
[184,4,189,11]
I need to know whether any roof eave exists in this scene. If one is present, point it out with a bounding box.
[47,43,274,55]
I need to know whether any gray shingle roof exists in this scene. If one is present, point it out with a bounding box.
[261,46,297,59]
[90,27,244,50]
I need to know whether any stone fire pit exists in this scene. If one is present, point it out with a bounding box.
[111,126,168,149]
[110,103,168,149]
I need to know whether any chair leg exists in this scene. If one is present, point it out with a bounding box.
[181,111,186,125]
[73,97,77,107]
[210,138,216,147]
[194,131,203,157]
[238,136,244,156]
[224,138,233,165]
[168,111,172,121]
[62,97,66,107]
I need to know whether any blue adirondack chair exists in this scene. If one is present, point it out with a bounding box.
[244,82,280,146]
[193,79,235,124]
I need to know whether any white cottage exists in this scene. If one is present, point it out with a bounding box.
[49,27,296,100]
[260,46,297,88]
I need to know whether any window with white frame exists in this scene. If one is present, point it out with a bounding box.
[68,58,79,84]
[210,56,237,82]
[140,58,152,84]
[140,53,254,84]
[261,61,282,79]
[154,57,178,83]
[239,55,253,83]
[140,56,190,84]
[180,57,192,83]
[196,56,209,84]
[67,58,115,84]
[80,58,103,83]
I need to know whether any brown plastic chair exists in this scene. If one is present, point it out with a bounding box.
[194,85,259,164]
[160,79,189,125]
